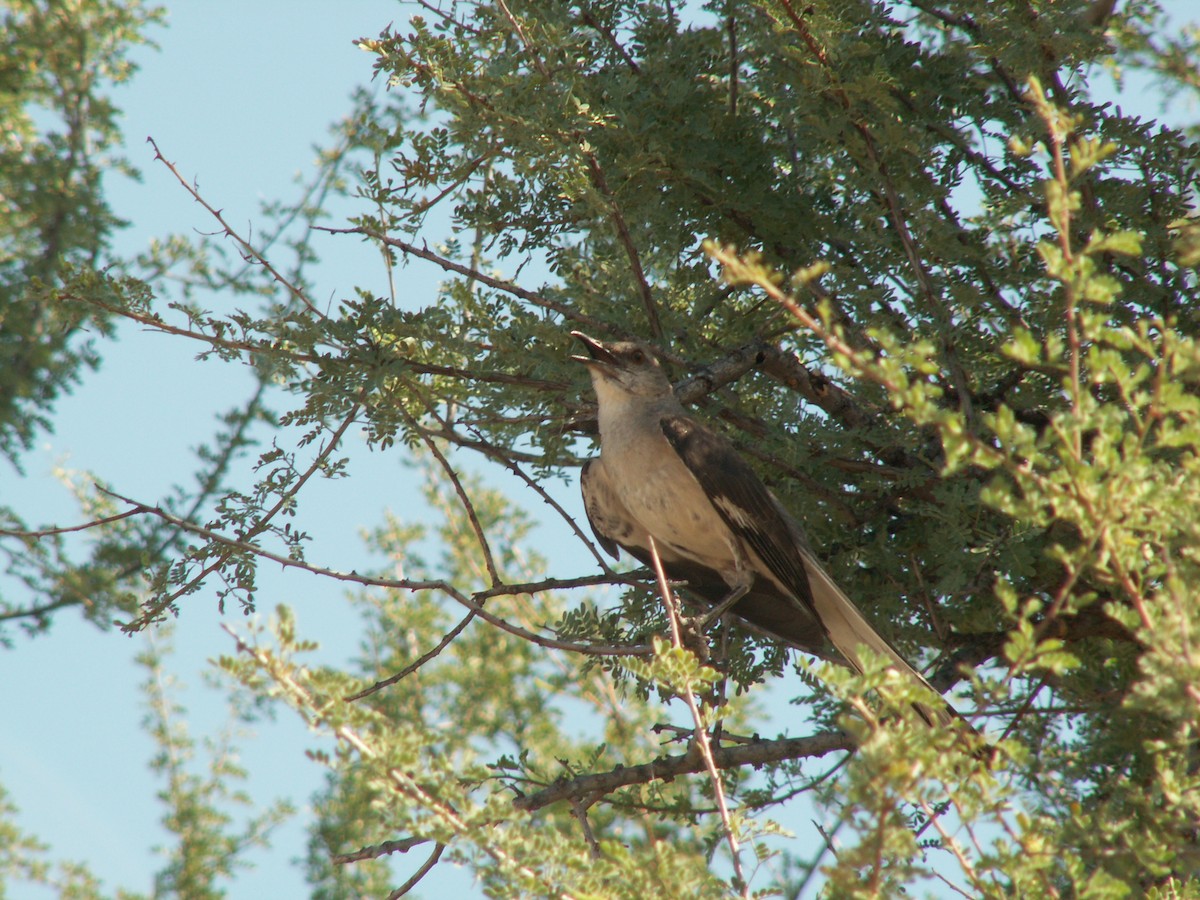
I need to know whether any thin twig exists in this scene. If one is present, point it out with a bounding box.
[496,0,661,343]
[497,0,549,77]
[64,293,322,364]
[223,626,576,899]
[345,609,479,702]
[648,535,746,894]
[583,156,663,340]
[579,9,640,73]
[771,2,975,421]
[146,137,323,318]
[409,152,489,217]
[102,489,647,654]
[123,391,365,630]
[316,225,608,331]
[386,843,446,899]
[569,796,602,858]
[413,0,483,36]
[0,508,141,538]
[917,796,988,897]
[411,413,501,586]
[462,423,614,571]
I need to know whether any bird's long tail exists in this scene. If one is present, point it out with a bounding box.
[801,553,961,729]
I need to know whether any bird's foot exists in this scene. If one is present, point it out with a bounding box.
[677,616,711,662]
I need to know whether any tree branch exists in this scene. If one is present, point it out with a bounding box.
[317,226,610,332]
[333,836,433,865]
[583,155,663,340]
[513,730,854,812]
[579,9,640,74]
[147,137,323,318]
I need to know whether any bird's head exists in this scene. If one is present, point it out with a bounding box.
[570,331,672,402]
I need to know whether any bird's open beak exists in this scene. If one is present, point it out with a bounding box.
[570,331,618,369]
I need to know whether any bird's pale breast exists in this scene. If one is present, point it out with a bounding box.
[608,439,738,574]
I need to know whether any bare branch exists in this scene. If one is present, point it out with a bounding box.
[513,730,854,812]
[332,836,433,865]
[583,155,663,340]
[0,509,141,538]
[147,137,323,318]
[317,226,609,332]
[579,9,640,74]
[345,608,478,702]
[119,390,368,630]
[101,489,651,653]
[0,596,84,625]
[387,842,446,899]
[458,421,615,571]
[411,410,501,586]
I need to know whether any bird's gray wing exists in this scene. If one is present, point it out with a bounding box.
[660,413,960,728]
[659,414,816,609]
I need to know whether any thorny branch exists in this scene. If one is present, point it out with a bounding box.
[345,607,478,702]
[96,487,650,655]
[147,137,323,318]
[583,155,664,340]
[318,225,611,332]
[120,389,368,631]
[485,2,663,340]
[333,836,433,864]
[223,625,569,899]
[0,509,141,537]
[772,2,976,421]
[387,843,446,899]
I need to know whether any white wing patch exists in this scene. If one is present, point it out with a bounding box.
[712,495,757,529]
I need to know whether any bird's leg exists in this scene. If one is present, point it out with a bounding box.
[692,546,754,634]
[710,618,733,746]
[694,582,750,631]
[679,581,751,652]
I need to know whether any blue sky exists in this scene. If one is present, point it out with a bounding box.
[3,2,1198,898]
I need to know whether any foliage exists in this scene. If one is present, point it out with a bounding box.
[0,0,162,638]
[3,0,1200,897]
[0,0,162,464]
[139,626,294,899]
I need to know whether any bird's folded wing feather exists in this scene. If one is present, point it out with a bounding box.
[659,414,959,728]
[580,459,624,560]
[659,414,816,610]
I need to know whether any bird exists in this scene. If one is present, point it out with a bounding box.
[571,330,962,729]
[581,454,836,660]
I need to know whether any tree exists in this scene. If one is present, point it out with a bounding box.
[0,0,166,636]
[3,0,1200,897]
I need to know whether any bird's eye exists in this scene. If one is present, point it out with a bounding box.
[630,349,645,364]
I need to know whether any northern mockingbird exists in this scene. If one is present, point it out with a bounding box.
[572,331,960,729]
